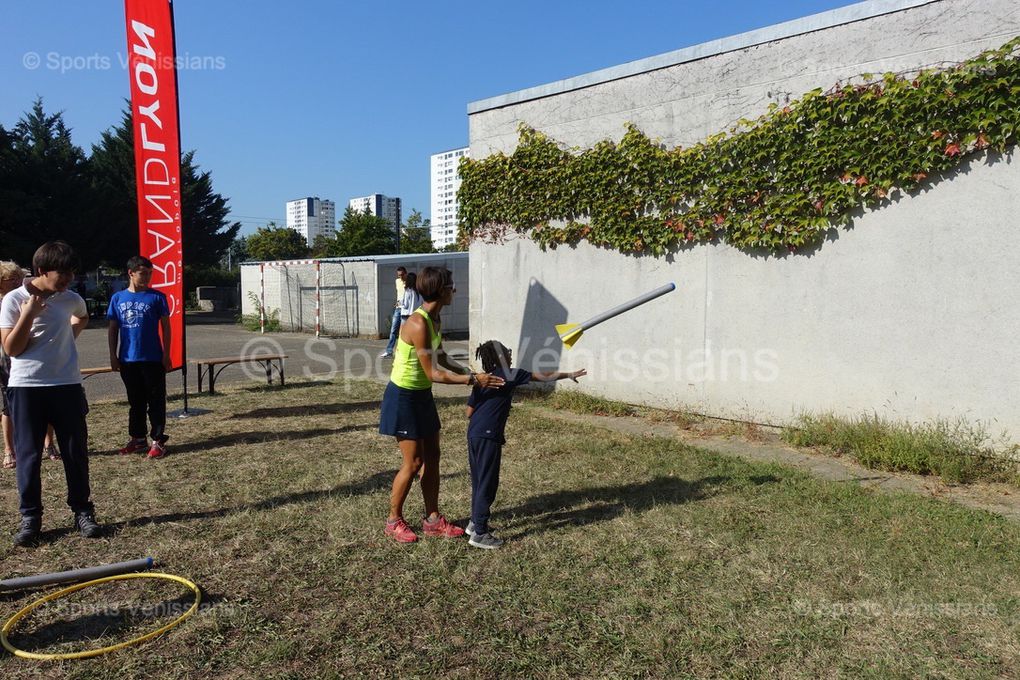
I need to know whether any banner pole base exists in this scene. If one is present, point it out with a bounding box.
[169,407,210,419]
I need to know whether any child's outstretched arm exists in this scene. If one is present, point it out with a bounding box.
[532,368,587,383]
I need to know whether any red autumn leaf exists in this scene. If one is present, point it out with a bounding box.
[944,143,961,156]
[875,187,887,199]
[685,232,695,241]
[913,172,927,182]
[931,130,945,140]
[840,172,853,183]
[854,176,868,187]
[713,214,725,225]
[813,199,825,213]
[976,133,989,150]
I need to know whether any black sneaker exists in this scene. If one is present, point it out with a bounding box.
[74,511,102,538]
[13,516,41,547]
[469,532,504,550]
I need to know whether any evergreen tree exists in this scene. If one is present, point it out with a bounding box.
[0,99,92,268]
[89,109,240,269]
[88,109,138,268]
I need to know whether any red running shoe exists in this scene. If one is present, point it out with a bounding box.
[118,438,148,455]
[422,514,465,538]
[147,441,167,459]
[385,518,418,543]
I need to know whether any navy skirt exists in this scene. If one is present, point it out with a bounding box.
[378,382,441,439]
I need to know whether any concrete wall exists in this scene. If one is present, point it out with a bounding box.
[195,286,239,311]
[241,252,469,338]
[240,260,376,337]
[467,0,1020,439]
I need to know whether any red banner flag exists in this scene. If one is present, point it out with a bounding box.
[124,0,184,370]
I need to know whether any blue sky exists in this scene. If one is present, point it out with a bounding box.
[1,1,855,236]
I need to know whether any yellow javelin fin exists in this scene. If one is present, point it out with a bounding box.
[555,323,583,349]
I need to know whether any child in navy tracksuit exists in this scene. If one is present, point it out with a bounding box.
[466,340,586,549]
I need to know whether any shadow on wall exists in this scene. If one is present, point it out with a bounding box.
[514,277,568,383]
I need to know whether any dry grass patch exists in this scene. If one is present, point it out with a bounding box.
[0,379,1018,678]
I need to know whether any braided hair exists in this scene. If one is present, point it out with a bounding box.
[474,340,512,374]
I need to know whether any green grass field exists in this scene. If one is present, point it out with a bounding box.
[1,379,1018,678]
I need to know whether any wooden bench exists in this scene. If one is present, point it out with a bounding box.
[190,354,287,394]
[81,367,115,380]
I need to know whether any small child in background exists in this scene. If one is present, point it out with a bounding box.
[466,340,586,549]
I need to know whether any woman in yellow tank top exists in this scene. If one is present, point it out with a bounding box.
[380,266,505,543]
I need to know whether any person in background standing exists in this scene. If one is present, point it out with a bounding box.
[398,272,423,326]
[108,256,172,460]
[380,267,407,358]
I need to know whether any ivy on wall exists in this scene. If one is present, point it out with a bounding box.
[458,37,1020,255]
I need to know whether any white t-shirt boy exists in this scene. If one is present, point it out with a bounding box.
[0,283,89,387]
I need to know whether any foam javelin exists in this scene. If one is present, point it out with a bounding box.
[556,282,676,348]
[0,558,154,592]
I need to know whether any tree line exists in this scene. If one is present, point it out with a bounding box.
[1,98,461,279]
[0,98,239,278]
[239,206,442,262]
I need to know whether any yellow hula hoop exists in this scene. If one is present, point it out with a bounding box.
[1,572,201,661]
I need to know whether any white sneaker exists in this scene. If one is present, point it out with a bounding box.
[379,351,392,358]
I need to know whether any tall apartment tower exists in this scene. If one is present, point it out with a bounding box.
[285,197,336,246]
[430,146,469,250]
[348,194,402,243]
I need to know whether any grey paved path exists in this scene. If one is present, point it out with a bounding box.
[78,311,468,402]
